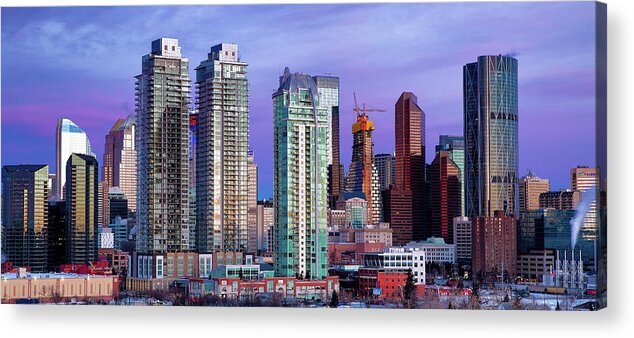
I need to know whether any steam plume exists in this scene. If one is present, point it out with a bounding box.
[570,187,596,249]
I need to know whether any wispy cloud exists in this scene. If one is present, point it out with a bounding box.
[2,2,598,197]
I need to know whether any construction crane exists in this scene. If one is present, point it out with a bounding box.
[353,92,386,118]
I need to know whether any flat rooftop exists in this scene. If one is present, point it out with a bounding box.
[1,272,113,280]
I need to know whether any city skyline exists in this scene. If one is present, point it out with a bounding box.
[1,3,598,199]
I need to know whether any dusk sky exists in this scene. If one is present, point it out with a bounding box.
[1,2,598,199]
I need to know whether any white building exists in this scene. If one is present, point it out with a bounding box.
[99,228,115,249]
[404,237,456,264]
[198,253,214,278]
[55,118,95,199]
[362,247,426,284]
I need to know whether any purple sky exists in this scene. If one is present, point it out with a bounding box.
[1,2,598,199]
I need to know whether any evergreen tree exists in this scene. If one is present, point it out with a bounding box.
[402,269,417,309]
[329,290,339,308]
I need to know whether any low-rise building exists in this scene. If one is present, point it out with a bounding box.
[207,276,340,301]
[357,268,425,301]
[517,249,556,282]
[340,223,392,246]
[361,247,426,284]
[404,237,456,264]
[98,248,129,275]
[1,269,120,304]
[328,242,386,265]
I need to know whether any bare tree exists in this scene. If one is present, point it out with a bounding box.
[49,287,64,305]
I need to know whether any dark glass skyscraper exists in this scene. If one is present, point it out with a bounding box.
[65,154,99,264]
[464,55,519,218]
[2,164,49,272]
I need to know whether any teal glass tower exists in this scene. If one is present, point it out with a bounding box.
[464,55,519,218]
[273,68,329,279]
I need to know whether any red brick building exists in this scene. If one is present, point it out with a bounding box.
[472,211,517,279]
[328,242,385,265]
[358,268,424,300]
[98,248,129,275]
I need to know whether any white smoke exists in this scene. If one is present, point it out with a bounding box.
[570,187,597,249]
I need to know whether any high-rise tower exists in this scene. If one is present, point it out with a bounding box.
[436,135,465,216]
[345,111,382,224]
[195,43,249,253]
[312,75,341,209]
[273,68,329,279]
[136,38,191,253]
[102,115,136,226]
[65,154,99,264]
[430,151,461,244]
[2,164,50,272]
[464,55,519,218]
[518,170,550,214]
[571,166,600,240]
[247,150,258,254]
[55,118,94,199]
[389,92,427,245]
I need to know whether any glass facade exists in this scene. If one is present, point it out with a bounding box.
[65,154,99,264]
[1,165,50,272]
[313,76,341,209]
[273,68,329,279]
[518,209,595,270]
[195,43,249,253]
[55,118,95,199]
[464,55,519,218]
[102,115,136,227]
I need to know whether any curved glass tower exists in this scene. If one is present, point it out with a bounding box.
[464,55,519,218]
[55,118,94,199]
[273,68,328,279]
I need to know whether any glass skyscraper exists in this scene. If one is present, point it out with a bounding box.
[273,68,329,279]
[464,55,519,218]
[65,154,99,264]
[436,135,465,216]
[374,153,395,193]
[55,118,95,199]
[102,115,136,226]
[136,38,191,254]
[389,92,427,245]
[195,43,249,253]
[2,164,50,272]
